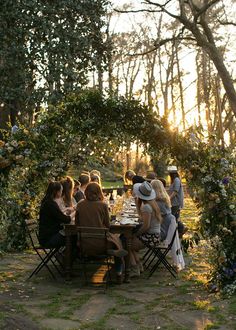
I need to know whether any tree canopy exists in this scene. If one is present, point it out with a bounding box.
[0,0,109,128]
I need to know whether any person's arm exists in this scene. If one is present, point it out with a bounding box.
[169,178,180,200]
[103,203,110,229]
[50,200,71,224]
[135,211,151,236]
[135,197,142,217]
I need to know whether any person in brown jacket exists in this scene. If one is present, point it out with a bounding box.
[75,182,127,282]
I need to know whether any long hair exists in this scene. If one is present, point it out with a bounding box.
[124,169,135,184]
[42,181,62,203]
[151,179,171,208]
[61,176,74,207]
[169,171,179,184]
[85,182,104,201]
[140,198,162,224]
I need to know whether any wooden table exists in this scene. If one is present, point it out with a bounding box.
[64,223,136,282]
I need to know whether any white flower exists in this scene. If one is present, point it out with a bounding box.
[229,205,235,210]
[10,140,18,148]
[7,146,14,153]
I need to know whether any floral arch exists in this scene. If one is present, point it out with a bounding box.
[0,89,235,291]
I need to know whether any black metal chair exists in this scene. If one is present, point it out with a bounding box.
[77,226,113,287]
[142,228,178,278]
[25,220,63,280]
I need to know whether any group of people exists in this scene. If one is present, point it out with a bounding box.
[39,170,127,283]
[124,167,186,277]
[38,166,186,282]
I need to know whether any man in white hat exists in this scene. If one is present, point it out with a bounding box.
[168,167,187,237]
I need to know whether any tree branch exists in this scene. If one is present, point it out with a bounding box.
[114,8,161,14]
[194,0,220,21]
[217,20,236,27]
[143,0,181,20]
[128,35,196,57]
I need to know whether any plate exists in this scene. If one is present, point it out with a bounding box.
[120,218,138,225]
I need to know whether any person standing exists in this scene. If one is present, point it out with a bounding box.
[168,167,187,237]
[124,170,145,185]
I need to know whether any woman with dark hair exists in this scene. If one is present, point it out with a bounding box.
[39,181,71,248]
[75,182,127,283]
[61,176,76,208]
[74,173,90,202]
[57,177,77,220]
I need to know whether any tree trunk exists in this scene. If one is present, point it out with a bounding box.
[175,43,185,131]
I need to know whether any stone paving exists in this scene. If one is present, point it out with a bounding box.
[1,199,236,330]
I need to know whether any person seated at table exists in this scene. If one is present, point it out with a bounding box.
[124,169,145,185]
[130,181,162,277]
[56,176,77,222]
[145,171,157,182]
[62,176,77,207]
[75,182,127,283]
[39,181,71,248]
[151,179,173,241]
[157,177,166,188]
[90,173,101,186]
[73,179,81,198]
[74,173,90,202]
[90,169,101,178]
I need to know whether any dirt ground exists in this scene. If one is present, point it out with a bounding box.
[1,199,236,330]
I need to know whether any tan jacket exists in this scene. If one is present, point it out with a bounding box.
[75,200,110,255]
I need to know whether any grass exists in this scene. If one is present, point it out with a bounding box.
[229,296,236,314]
[193,300,210,311]
[102,181,123,189]
[39,293,92,319]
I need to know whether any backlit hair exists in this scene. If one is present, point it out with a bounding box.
[61,176,74,207]
[85,182,104,201]
[151,179,171,208]
[90,174,101,186]
[90,169,101,177]
[124,169,136,184]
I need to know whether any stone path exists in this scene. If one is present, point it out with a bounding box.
[0,198,236,330]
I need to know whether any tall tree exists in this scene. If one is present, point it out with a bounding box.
[0,0,109,129]
[117,0,236,118]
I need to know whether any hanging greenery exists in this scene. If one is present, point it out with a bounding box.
[0,89,235,292]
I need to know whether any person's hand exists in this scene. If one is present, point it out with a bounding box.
[65,208,73,215]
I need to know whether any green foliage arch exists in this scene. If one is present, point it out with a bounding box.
[0,89,235,292]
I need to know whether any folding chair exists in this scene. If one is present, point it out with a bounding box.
[142,226,178,278]
[25,220,63,280]
[77,226,113,287]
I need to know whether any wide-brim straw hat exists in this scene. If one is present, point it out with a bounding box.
[133,181,156,201]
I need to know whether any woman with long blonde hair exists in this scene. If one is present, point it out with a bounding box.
[129,181,162,277]
[151,179,174,240]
